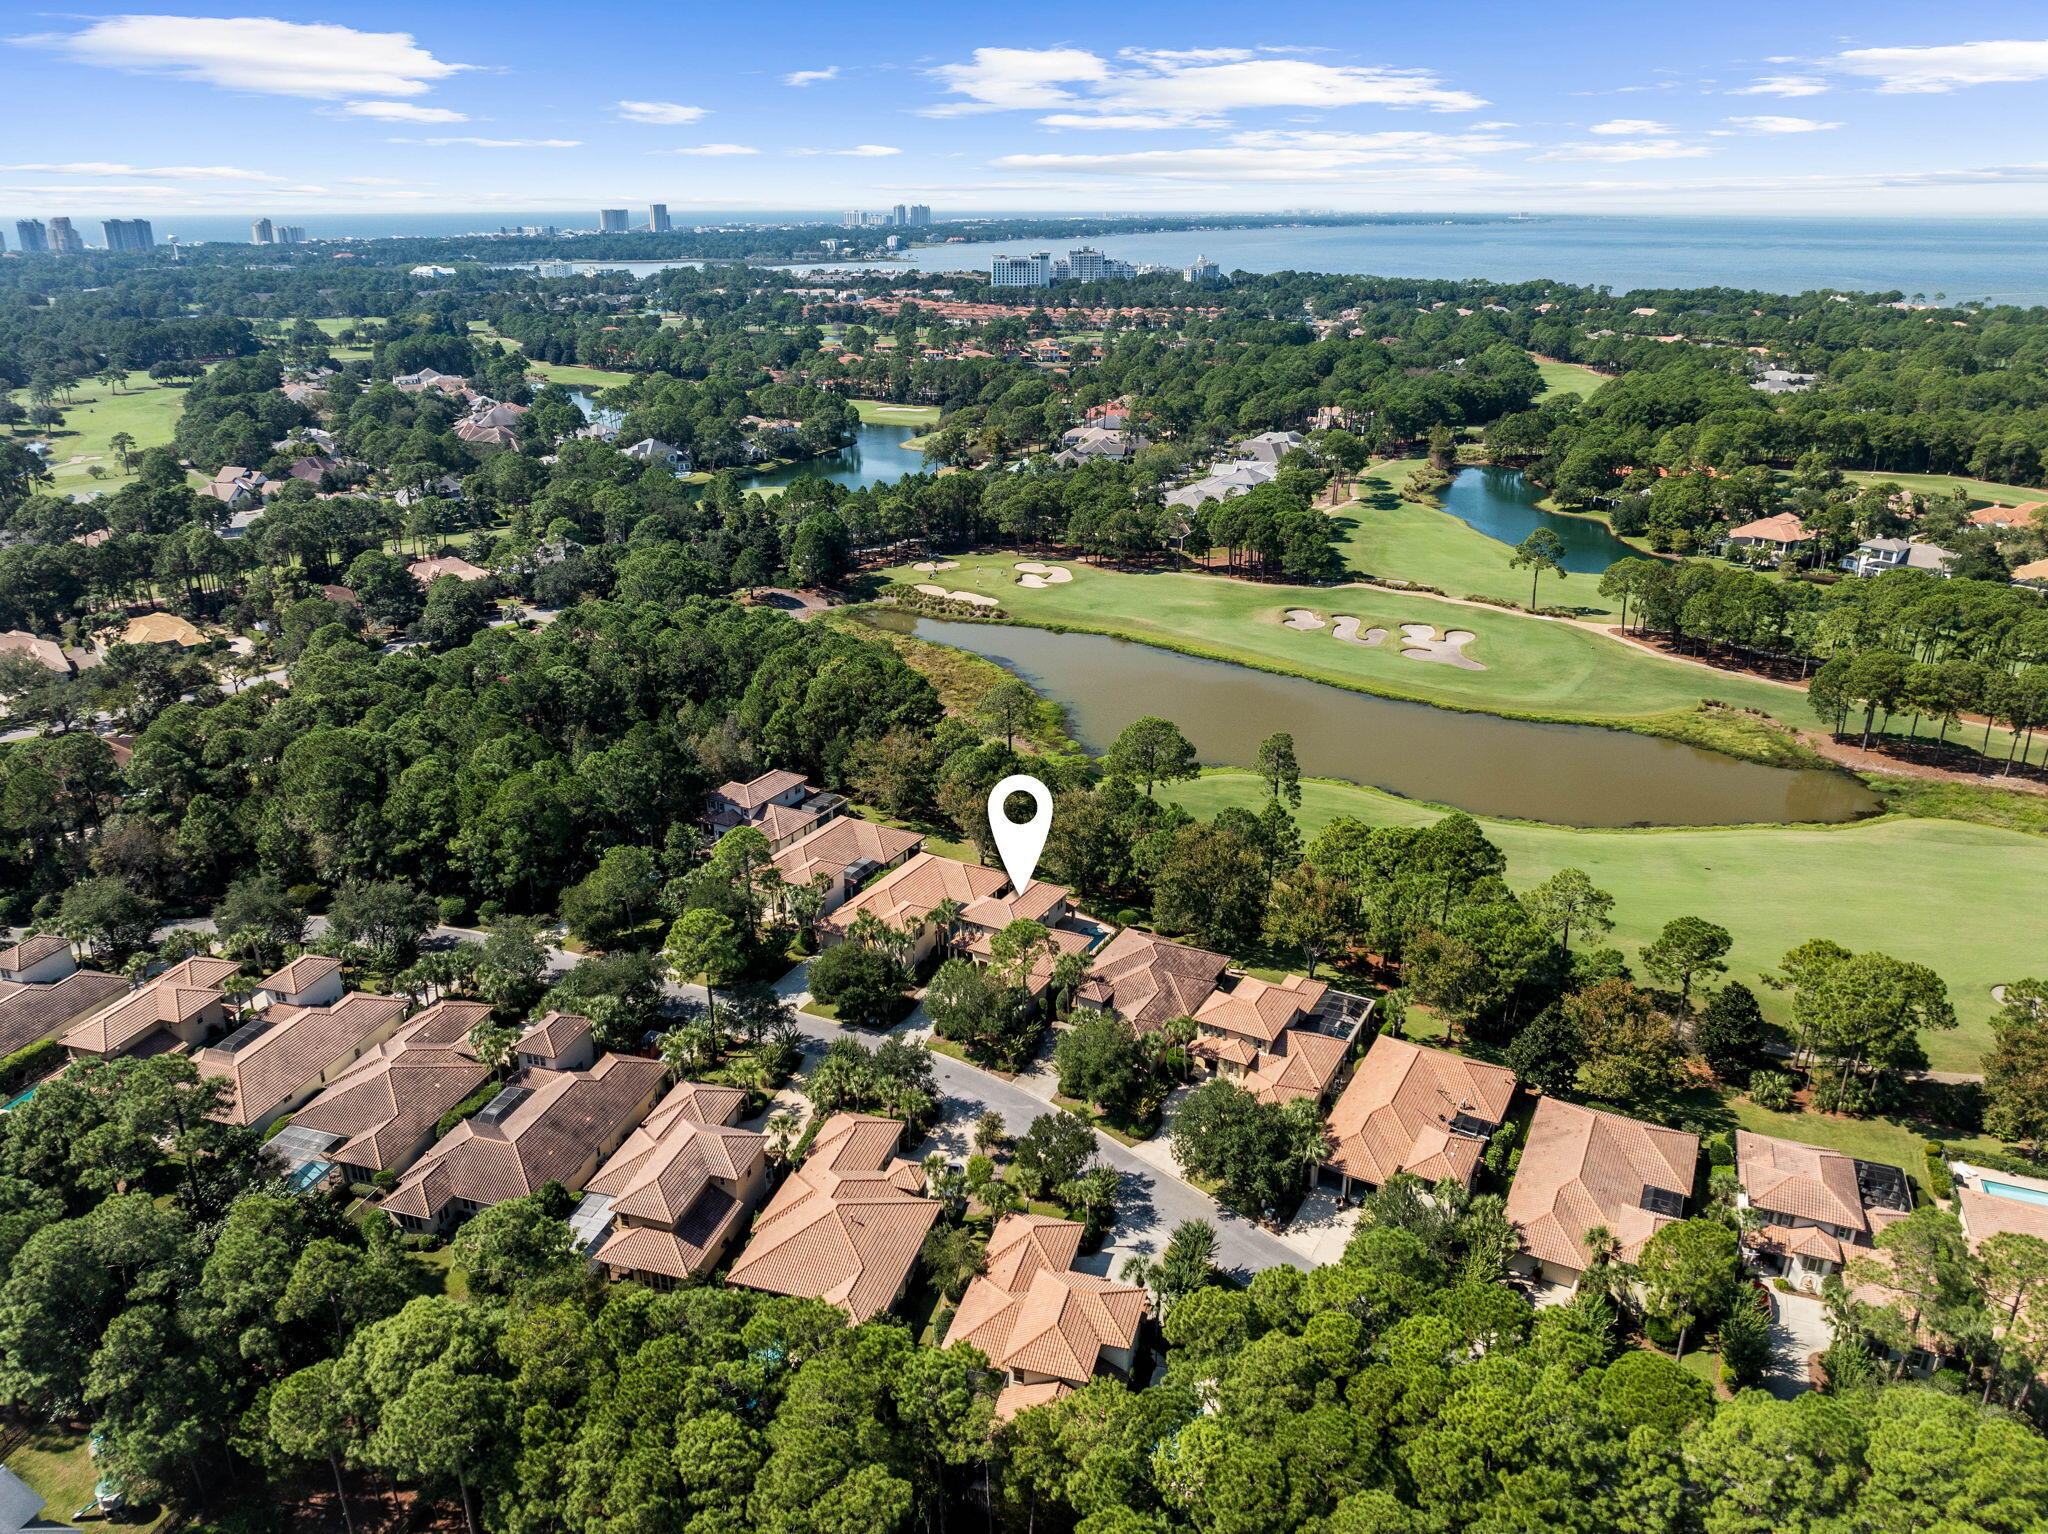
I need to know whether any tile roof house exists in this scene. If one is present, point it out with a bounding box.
[453,419,520,450]
[1504,1097,1700,1289]
[725,1111,936,1322]
[203,466,271,510]
[407,555,490,584]
[2012,559,2048,587]
[0,967,130,1059]
[1968,502,2045,529]
[402,997,496,1048]
[1324,1037,1519,1195]
[0,631,72,677]
[0,935,76,987]
[818,851,1085,988]
[585,1081,768,1285]
[1734,1130,1912,1292]
[115,612,206,649]
[255,954,345,1011]
[516,1010,595,1072]
[381,1053,666,1232]
[943,1214,1148,1418]
[704,770,842,850]
[1074,928,1230,1035]
[391,369,468,394]
[771,817,924,917]
[197,990,410,1130]
[62,955,240,1060]
[287,1017,492,1183]
[1724,513,1816,559]
[1189,972,1355,1108]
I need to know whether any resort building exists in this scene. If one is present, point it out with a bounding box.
[725,1112,936,1322]
[380,1053,667,1233]
[582,1081,768,1286]
[1322,1036,1518,1198]
[1503,1097,1699,1291]
[771,817,924,916]
[195,989,410,1131]
[282,1016,492,1186]
[943,1214,1149,1418]
[1734,1129,1913,1292]
[61,956,240,1060]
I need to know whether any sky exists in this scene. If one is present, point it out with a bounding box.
[11,1,2048,227]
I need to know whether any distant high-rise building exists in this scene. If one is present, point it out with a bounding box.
[47,218,82,254]
[1185,254,1222,286]
[276,225,305,244]
[990,251,1053,288]
[101,218,155,252]
[648,203,671,232]
[909,204,932,227]
[843,209,864,227]
[890,203,908,227]
[599,208,629,232]
[251,217,274,245]
[14,219,46,253]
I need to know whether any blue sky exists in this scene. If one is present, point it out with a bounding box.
[9,2,2048,224]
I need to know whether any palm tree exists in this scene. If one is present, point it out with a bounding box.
[765,1109,800,1162]
[1577,1224,1634,1307]
[927,898,965,956]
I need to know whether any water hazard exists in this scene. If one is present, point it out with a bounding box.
[1435,467,1642,575]
[889,615,1877,829]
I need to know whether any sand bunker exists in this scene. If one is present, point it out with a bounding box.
[1019,574,1049,588]
[912,560,961,573]
[1282,609,1327,631]
[954,591,999,607]
[1398,623,1484,669]
[1331,615,1388,647]
[1013,561,1073,585]
[1014,561,1053,573]
[914,583,949,596]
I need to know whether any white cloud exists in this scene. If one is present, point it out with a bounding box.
[342,100,467,122]
[1827,38,2048,93]
[832,144,901,157]
[340,176,415,185]
[925,45,1484,125]
[784,66,839,86]
[1230,128,1530,155]
[3,160,286,181]
[1589,118,1674,134]
[1037,112,1221,130]
[1728,74,1829,96]
[994,145,1510,183]
[11,15,471,98]
[1530,138,1712,162]
[390,137,580,148]
[615,100,708,124]
[662,143,759,156]
[1724,114,1842,133]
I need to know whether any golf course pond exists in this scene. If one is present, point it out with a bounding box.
[885,614,1880,828]
[1437,466,1642,573]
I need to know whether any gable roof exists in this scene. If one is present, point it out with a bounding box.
[1326,1036,1518,1188]
[0,934,71,977]
[773,816,924,888]
[517,1010,591,1059]
[944,1214,1146,1387]
[1193,972,1327,1045]
[403,998,494,1049]
[0,968,129,1057]
[259,953,342,996]
[586,1079,766,1276]
[291,1029,490,1172]
[1076,928,1230,1034]
[1735,1129,1868,1231]
[714,769,808,810]
[725,1111,936,1322]
[1504,1097,1699,1270]
[197,990,408,1125]
[62,955,238,1057]
[381,1053,666,1220]
[1233,1028,1352,1107]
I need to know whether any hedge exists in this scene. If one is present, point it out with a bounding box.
[437,1080,504,1138]
[0,1039,65,1100]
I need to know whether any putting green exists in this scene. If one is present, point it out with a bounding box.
[1169,770,2042,1074]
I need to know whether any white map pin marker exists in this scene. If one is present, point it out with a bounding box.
[987,774,1052,896]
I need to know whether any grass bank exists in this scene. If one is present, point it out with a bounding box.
[1166,768,2044,1073]
[852,400,942,426]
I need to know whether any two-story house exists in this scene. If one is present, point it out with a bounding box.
[582,1081,769,1286]
[1735,1129,1912,1292]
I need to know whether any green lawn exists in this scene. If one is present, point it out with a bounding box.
[1167,769,2046,1073]
[12,371,200,493]
[853,400,942,425]
[871,549,1828,737]
[1837,469,2046,506]
[1532,355,1613,400]
[6,1422,169,1530]
[520,358,636,390]
[1338,460,1648,612]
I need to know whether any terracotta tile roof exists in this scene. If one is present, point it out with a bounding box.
[0,935,70,976]
[592,1196,748,1280]
[958,921,1095,993]
[381,1053,666,1222]
[772,817,924,888]
[994,1379,1072,1419]
[1236,1028,1351,1107]
[404,998,494,1049]
[1326,1036,1518,1188]
[1958,1185,2048,1246]
[62,956,238,1057]
[821,851,1009,936]
[291,1031,490,1172]
[197,990,408,1125]
[118,612,206,647]
[586,1079,765,1279]
[1076,929,1230,1035]
[1735,1130,1867,1231]
[945,1214,1146,1385]
[755,802,825,844]
[725,1112,937,1322]
[0,968,128,1057]
[1750,1222,1844,1265]
[259,954,342,995]
[1503,1097,1699,1270]
[0,632,71,673]
[1969,502,2045,527]
[1193,973,1327,1045]
[517,1010,591,1059]
[714,769,808,811]
[1726,512,1814,544]
[408,556,489,584]
[2013,559,2048,584]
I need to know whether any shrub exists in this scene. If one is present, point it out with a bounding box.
[437,894,470,926]
[1748,1070,1798,1112]
[0,1038,65,1099]
[437,1080,504,1137]
[262,1114,296,1142]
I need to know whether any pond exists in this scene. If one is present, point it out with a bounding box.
[743,418,933,494]
[1437,467,1643,574]
[885,615,1877,828]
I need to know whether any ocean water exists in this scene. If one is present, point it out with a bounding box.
[59,210,2048,306]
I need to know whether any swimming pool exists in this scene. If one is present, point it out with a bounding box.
[1981,1179,2048,1207]
[2,1087,37,1111]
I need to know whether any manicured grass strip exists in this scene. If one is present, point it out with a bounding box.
[852,400,942,425]
[10,370,201,493]
[1165,769,2047,1074]
[1531,355,1613,399]
[1837,469,2046,506]
[870,549,1829,733]
[519,358,637,390]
